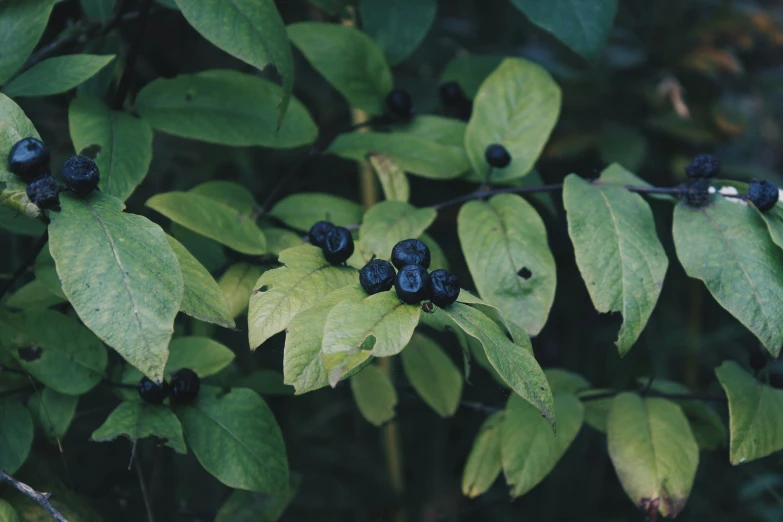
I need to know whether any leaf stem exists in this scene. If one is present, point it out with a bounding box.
[0,469,70,522]
[0,231,48,302]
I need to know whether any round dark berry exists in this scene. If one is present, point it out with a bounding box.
[749,347,768,373]
[439,81,466,106]
[685,154,720,179]
[61,156,100,195]
[747,180,779,213]
[385,88,413,120]
[394,264,432,304]
[359,259,396,295]
[485,144,511,169]
[430,269,460,308]
[391,238,431,270]
[8,138,50,182]
[25,174,60,210]
[170,368,201,403]
[681,178,712,209]
[322,226,354,264]
[137,376,170,404]
[308,220,335,247]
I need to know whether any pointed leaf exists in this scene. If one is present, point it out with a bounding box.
[0,400,32,474]
[91,401,187,454]
[461,412,504,498]
[165,336,235,378]
[350,364,397,427]
[359,0,436,65]
[3,55,114,97]
[358,201,436,260]
[401,333,462,417]
[545,369,590,395]
[218,263,266,318]
[0,0,54,85]
[269,193,363,231]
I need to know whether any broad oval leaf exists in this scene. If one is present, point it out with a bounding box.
[501,393,583,497]
[673,198,783,356]
[368,153,409,202]
[165,336,235,378]
[510,0,618,63]
[464,58,561,183]
[461,412,504,498]
[218,263,266,318]
[0,400,33,474]
[167,235,235,329]
[3,310,107,395]
[176,387,289,493]
[3,55,114,97]
[147,192,267,255]
[287,22,392,115]
[563,169,668,355]
[263,227,304,256]
[358,201,436,261]
[443,303,555,427]
[269,192,363,231]
[350,364,397,427]
[0,93,42,219]
[29,388,77,444]
[91,400,187,454]
[135,70,317,148]
[359,0,436,65]
[457,194,556,335]
[401,333,463,417]
[607,393,699,519]
[0,0,54,85]
[248,245,356,349]
[69,96,153,201]
[49,192,184,381]
[716,361,783,465]
[174,0,293,127]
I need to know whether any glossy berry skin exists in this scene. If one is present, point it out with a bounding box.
[439,81,465,106]
[685,154,720,179]
[682,179,712,209]
[61,156,100,195]
[394,264,432,304]
[747,180,779,212]
[485,144,511,168]
[25,174,59,210]
[8,138,50,182]
[137,377,170,404]
[170,368,201,403]
[308,220,335,247]
[391,238,431,270]
[430,269,460,308]
[385,88,413,120]
[359,259,396,295]
[322,226,354,264]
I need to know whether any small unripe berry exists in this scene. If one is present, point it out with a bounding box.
[359,259,396,295]
[322,226,354,264]
[485,144,511,168]
[8,137,50,182]
[61,156,100,195]
[685,154,721,179]
[137,376,170,404]
[25,174,59,210]
[394,265,431,304]
[391,239,431,270]
[429,269,460,308]
[385,88,413,120]
[681,179,712,209]
[747,180,779,212]
[170,368,200,403]
[308,220,335,247]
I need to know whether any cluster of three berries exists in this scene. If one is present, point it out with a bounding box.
[137,368,200,404]
[683,154,779,212]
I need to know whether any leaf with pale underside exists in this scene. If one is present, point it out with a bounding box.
[218,263,266,318]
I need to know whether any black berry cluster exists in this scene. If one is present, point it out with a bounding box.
[385,88,414,121]
[747,180,779,213]
[137,368,201,405]
[485,144,512,169]
[438,81,472,121]
[308,220,355,264]
[685,154,720,179]
[681,178,712,209]
[358,238,460,307]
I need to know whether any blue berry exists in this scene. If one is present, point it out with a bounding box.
[685,154,720,179]
[682,179,712,209]
[485,144,511,168]
[137,376,170,404]
[430,269,460,308]
[61,156,100,195]
[747,180,779,212]
[308,220,335,247]
[170,368,200,403]
[359,259,396,295]
[25,174,59,210]
[391,239,431,270]
[385,88,413,120]
[8,138,50,182]
[322,226,354,264]
[394,265,431,304]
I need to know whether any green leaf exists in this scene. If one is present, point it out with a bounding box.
[0,0,54,85]
[581,390,613,433]
[457,194,556,335]
[0,399,33,474]
[0,499,19,522]
[91,400,187,454]
[350,364,397,427]
[0,206,45,236]
[545,369,590,395]
[464,58,561,183]
[328,116,470,179]
[28,388,77,443]
[607,393,699,519]
[80,0,116,21]
[563,170,668,355]
[322,291,421,385]
[49,192,184,381]
[174,0,294,127]
[172,223,227,273]
[3,55,114,97]
[283,285,366,394]
[367,153,409,202]
[358,201,436,261]
[147,191,267,255]
[263,227,305,256]
[501,393,583,497]
[165,336,235,378]
[716,361,783,464]
[189,180,259,214]
[34,244,65,299]
[6,280,65,311]
[599,124,647,171]
[0,93,42,219]
[359,0,436,65]
[68,96,153,201]
[443,303,555,427]
[219,263,267,318]
[269,193,363,231]
[248,245,356,349]
[673,198,783,356]
[135,70,317,148]
[400,333,462,417]
[2,310,107,395]
[167,235,235,329]
[461,412,504,498]
[287,22,392,115]
[440,54,504,99]
[215,475,300,522]
[510,0,618,63]
[759,204,783,251]
[176,387,289,493]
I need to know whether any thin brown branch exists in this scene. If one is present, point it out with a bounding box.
[0,469,69,522]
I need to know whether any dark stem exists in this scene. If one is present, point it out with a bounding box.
[112,0,155,110]
[0,469,70,522]
[0,231,48,302]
